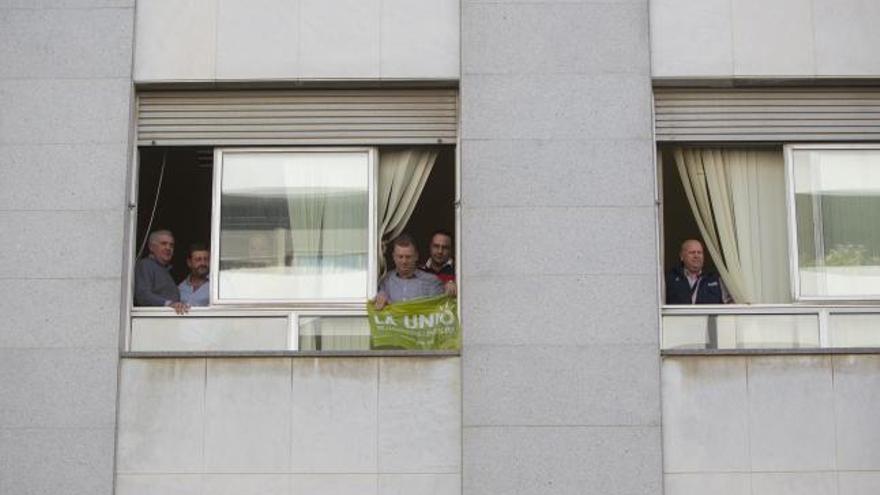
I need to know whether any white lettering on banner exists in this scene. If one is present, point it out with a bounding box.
[373,315,396,325]
[402,310,456,329]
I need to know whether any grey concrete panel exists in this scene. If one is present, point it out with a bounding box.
[0,210,123,278]
[290,475,378,495]
[463,0,642,3]
[839,472,880,495]
[731,0,815,76]
[204,359,292,473]
[461,74,652,140]
[0,144,127,210]
[0,8,132,79]
[750,472,838,495]
[461,274,659,346]
[460,206,656,276]
[0,278,120,349]
[381,0,459,79]
[665,473,750,495]
[814,0,880,76]
[0,79,131,145]
[202,474,291,495]
[299,0,381,78]
[747,356,836,471]
[215,0,299,80]
[116,359,206,473]
[0,0,132,7]
[833,355,880,470]
[0,348,117,428]
[462,2,648,75]
[116,474,203,495]
[463,426,661,495]
[460,138,654,207]
[378,357,460,473]
[0,427,115,495]
[290,358,378,474]
[650,0,733,77]
[661,357,749,473]
[379,474,460,495]
[462,344,659,427]
[133,0,216,82]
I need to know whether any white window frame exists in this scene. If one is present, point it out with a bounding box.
[784,143,880,303]
[209,147,378,310]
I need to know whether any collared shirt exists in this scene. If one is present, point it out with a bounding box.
[134,256,179,306]
[378,269,444,303]
[685,270,732,304]
[179,275,210,306]
[420,258,455,283]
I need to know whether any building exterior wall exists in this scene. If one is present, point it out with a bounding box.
[133,0,459,82]
[651,0,880,79]
[662,355,880,495]
[115,357,460,494]
[0,2,135,494]
[5,1,880,495]
[460,1,662,494]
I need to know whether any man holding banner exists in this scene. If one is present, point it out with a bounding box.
[369,234,460,350]
[374,234,443,309]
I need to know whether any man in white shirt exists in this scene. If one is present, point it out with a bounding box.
[178,243,210,307]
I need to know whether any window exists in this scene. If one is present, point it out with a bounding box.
[129,145,457,353]
[660,144,880,351]
[787,145,880,300]
[213,148,375,305]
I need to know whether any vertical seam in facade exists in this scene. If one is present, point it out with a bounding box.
[745,357,754,495]
[289,358,294,486]
[830,355,841,492]
[376,358,381,484]
[378,0,384,78]
[728,0,736,76]
[202,358,208,474]
[809,0,819,75]
[212,0,220,80]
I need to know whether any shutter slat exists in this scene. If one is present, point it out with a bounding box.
[655,89,880,142]
[137,89,459,146]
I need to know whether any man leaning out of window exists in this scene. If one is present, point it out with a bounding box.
[665,238,733,304]
[374,234,444,310]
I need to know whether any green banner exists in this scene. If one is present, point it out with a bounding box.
[368,295,460,350]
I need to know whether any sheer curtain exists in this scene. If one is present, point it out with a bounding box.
[377,148,439,272]
[673,147,790,303]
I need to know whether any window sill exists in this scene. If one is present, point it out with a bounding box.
[122,349,460,358]
[662,347,880,356]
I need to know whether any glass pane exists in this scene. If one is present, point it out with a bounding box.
[715,314,819,349]
[830,314,880,347]
[298,316,371,351]
[662,314,819,349]
[661,315,710,349]
[131,315,293,351]
[792,148,880,298]
[219,151,369,301]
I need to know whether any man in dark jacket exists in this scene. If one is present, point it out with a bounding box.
[666,239,731,304]
[134,229,188,314]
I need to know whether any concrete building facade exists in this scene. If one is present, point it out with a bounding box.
[1,1,879,494]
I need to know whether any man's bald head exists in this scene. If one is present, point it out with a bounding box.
[679,239,705,275]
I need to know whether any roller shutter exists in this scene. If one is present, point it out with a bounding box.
[136,88,458,146]
[654,88,880,142]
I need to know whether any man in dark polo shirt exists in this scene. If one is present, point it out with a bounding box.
[666,239,731,304]
[134,229,188,314]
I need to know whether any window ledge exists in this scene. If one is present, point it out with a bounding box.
[122,350,460,358]
[662,347,880,356]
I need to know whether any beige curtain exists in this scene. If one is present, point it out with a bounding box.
[673,148,790,304]
[377,148,438,272]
